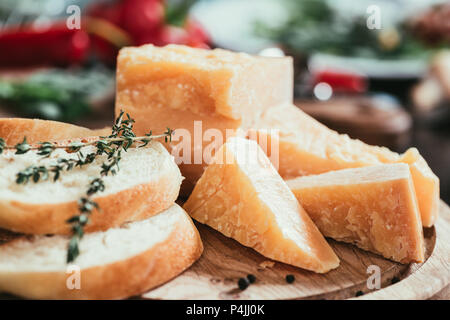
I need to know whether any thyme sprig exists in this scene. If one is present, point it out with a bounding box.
[0,133,171,155]
[0,110,173,263]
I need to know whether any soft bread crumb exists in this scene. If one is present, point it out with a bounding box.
[0,141,175,204]
[0,205,185,272]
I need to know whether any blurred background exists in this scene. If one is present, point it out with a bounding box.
[0,0,448,202]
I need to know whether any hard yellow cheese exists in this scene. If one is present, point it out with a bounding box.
[248,103,439,227]
[184,137,340,273]
[116,44,293,193]
[287,164,425,263]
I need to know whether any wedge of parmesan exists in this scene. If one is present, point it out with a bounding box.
[248,103,439,227]
[287,164,425,263]
[116,44,293,193]
[184,137,339,273]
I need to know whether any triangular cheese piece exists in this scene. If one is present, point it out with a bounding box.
[184,137,339,273]
[397,148,439,228]
[287,164,425,263]
[248,103,439,227]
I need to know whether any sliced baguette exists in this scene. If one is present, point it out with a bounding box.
[0,118,110,145]
[0,139,182,235]
[0,204,203,299]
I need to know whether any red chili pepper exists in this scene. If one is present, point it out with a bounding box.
[145,24,210,49]
[0,23,90,68]
[0,0,210,68]
[152,26,189,46]
[120,0,165,41]
[88,0,209,48]
[85,0,123,26]
[184,18,210,47]
[140,19,210,48]
[313,70,367,93]
[86,0,167,55]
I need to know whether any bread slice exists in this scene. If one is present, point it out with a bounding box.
[0,118,110,145]
[0,140,182,235]
[287,164,424,263]
[184,137,339,273]
[0,204,203,299]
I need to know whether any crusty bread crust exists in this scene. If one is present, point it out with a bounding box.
[0,137,182,235]
[0,174,181,235]
[0,206,203,299]
[0,118,110,145]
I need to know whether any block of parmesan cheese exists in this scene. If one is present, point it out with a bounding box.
[183,137,339,273]
[287,164,425,263]
[116,44,293,193]
[248,103,439,227]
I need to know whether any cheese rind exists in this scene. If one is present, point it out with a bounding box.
[115,44,293,193]
[287,164,425,263]
[398,148,440,227]
[183,137,339,273]
[248,103,439,227]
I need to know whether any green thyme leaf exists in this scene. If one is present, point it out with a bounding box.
[37,142,55,157]
[16,165,49,184]
[67,142,84,153]
[87,178,105,196]
[0,138,5,154]
[67,236,80,263]
[14,137,31,155]
[165,128,174,142]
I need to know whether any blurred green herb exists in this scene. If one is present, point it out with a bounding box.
[0,67,114,121]
[165,0,197,26]
[254,0,430,59]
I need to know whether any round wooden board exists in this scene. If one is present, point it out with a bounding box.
[143,200,450,300]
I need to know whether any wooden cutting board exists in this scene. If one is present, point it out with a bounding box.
[143,200,450,300]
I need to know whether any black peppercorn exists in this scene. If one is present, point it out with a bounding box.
[391,276,400,284]
[285,274,295,283]
[238,277,249,290]
[355,290,364,297]
[247,274,256,284]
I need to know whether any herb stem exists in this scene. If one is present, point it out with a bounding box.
[1,134,171,152]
